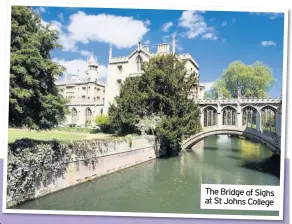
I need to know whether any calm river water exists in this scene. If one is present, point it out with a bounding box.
[15,135,280,216]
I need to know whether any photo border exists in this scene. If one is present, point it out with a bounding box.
[1,0,289,221]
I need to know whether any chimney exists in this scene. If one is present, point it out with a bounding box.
[157,43,170,54]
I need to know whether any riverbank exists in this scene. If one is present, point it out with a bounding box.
[13,135,279,216]
[6,135,160,208]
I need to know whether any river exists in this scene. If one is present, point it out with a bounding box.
[15,135,280,216]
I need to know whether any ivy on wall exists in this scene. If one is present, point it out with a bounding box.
[7,135,142,207]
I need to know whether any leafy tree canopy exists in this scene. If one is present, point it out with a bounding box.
[212,61,275,98]
[109,54,202,156]
[9,6,68,130]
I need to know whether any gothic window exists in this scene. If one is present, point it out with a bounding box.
[203,107,217,127]
[118,65,123,75]
[222,106,236,126]
[242,106,257,128]
[85,107,92,126]
[261,106,276,132]
[136,55,143,72]
[71,108,78,124]
[117,80,121,93]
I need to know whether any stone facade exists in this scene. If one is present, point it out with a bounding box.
[55,36,205,126]
[56,52,106,127]
[104,35,205,113]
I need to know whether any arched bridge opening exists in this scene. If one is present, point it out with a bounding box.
[182,127,280,155]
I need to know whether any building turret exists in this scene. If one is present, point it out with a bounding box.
[87,50,99,82]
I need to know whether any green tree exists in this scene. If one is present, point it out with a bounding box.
[9,6,68,130]
[109,54,202,156]
[212,61,275,98]
[204,91,216,99]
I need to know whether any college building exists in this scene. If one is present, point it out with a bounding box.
[56,36,205,127]
[104,35,205,113]
[55,53,106,127]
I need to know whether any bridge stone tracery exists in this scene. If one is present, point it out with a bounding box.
[185,97,282,154]
[196,97,282,136]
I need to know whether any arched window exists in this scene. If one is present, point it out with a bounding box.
[85,107,92,126]
[261,106,276,132]
[203,107,217,127]
[71,108,78,124]
[222,106,236,126]
[242,106,257,128]
[136,55,143,72]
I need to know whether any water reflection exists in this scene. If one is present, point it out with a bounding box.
[15,135,279,216]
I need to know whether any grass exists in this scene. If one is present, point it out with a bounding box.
[8,129,114,143]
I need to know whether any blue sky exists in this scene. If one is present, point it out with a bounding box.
[34,6,285,97]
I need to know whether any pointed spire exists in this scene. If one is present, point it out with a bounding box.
[109,44,112,60]
[172,33,176,55]
[88,49,98,66]
[138,38,141,50]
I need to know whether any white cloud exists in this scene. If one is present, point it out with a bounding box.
[58,34,77,51]
[178,10,217,40]
[203,82,214,91]
[268,13,282,20]
[98,65,108,81]
[249,12,283,20]
[58,12,64,22]
[261,40,276,47]
[232,18,236,23]
[41,19,76,51]
[221,21,227,27]
[145,19,151,26]
[41,20,62,32]
[80,50,92,57]
[162,21,173,32]
[54,58,88,76]
[36,7,46,14]
[202,32,218,40]
[44,11,149,52]
[144,40,150,45]
[66,11,149,49]
[50,21,63,32]
[53,58,107,81]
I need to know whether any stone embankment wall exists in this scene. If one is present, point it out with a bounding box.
[6,135,159,208]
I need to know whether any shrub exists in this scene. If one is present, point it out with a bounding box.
[95,115,112,133]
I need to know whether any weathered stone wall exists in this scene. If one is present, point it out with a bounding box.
[6,135,159,208]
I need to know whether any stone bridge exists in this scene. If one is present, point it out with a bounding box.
[182,97,282,154]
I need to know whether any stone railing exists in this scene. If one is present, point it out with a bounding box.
[197,97,281,105]
[109,56,128,63]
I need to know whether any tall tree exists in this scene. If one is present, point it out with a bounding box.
[9,6,68,130]
[212,61,275,98]
[109,54,202,156]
